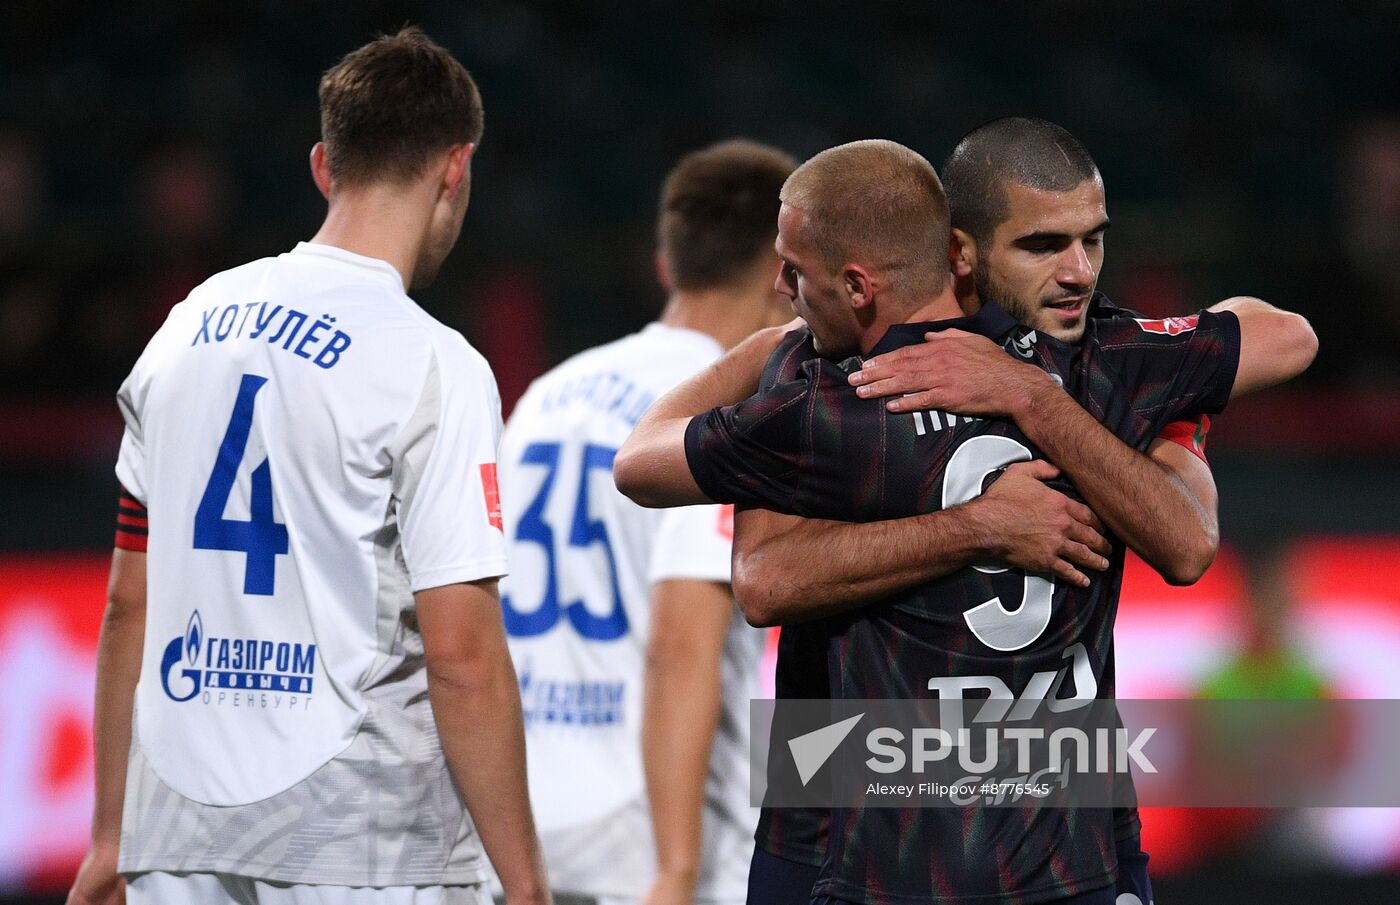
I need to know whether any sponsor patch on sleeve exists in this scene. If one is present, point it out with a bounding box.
[480,463,503,532]
[1134,315,1199,336]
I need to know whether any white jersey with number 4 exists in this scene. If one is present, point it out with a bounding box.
[114,242,507,886]
[499,323,761,901]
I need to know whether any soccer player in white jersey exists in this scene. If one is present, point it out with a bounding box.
[67,29,550,905]
[496,141,796,905]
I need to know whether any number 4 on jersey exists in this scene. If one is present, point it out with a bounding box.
[194,373,289,596]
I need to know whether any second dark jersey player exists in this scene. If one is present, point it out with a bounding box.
[685,302,1238,904]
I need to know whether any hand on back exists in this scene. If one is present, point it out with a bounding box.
[850,329,1047,417]
[968,460,1112,588]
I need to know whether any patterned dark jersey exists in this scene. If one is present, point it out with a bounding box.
[747,297,1150,867]
[684,301,1240,904]
[746,332,840,866]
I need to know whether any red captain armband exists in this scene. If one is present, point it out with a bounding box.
[1155,415,1211,465]
[115,488,149,552]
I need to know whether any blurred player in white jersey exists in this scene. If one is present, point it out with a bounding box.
[68,28,550,905]
[497,140,796,905]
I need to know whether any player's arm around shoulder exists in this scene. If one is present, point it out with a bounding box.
[417,580,551,905]
[729,463,1113,627]
[1210,296,1317,396]
[615,322,793,508]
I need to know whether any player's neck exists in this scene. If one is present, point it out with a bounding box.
[310,191,432,290]
[954,277,984,317]
[859,282,963,355]
[658,288,777,351]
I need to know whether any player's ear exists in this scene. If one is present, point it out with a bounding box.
[654,250,673,293]
[442,142,475,199]
[310,143,333,201]
[844,264,875,310]
[949,229,976,279]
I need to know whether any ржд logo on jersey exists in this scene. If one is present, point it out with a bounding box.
[160,610,316,710]
[1134,315,1198,336]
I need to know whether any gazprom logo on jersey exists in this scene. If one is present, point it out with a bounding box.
[160,610,316,706]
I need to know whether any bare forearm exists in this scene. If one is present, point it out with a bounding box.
[642,585,728,888]
[90,600,143,847]
[1015,380,1213,584]
[733,508,986,626]
[428,658,546,901]
[617,325,791,507]
[419,581,546,904]
[651,324,791,424]
[89,549,146,850]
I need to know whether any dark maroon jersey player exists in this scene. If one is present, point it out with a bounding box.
[744,291,1216,898]
[685,301,1238,904]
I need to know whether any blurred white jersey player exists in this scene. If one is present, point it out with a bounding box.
[71,30,550,905]
[498,141,796,905]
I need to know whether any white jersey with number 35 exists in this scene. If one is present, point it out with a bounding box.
[114,242,507,886]
[499,323,760,901]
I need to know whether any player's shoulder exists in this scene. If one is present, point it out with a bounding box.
[409,318,496,391]
[125,256,291,373]
[155,256,280,327]
[531,323,719,395]
[188,254,283,299]
[1087,310,1215,349]
[612,322,725,377]
[761,325,819,386]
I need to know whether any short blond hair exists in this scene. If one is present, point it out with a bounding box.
[780,140,949,294]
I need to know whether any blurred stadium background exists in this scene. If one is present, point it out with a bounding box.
[3,2,1399,903]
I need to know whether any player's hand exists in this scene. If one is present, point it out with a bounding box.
[849,329,1047,416]
[968,461,1112,587]
[642,869,697,905]
[66,843,125,905]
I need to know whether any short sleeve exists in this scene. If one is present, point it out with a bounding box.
[682,377,811,513]
[1094,309,1241,420]
[648,503,733,584]
[392,340,509,592]
[114,365,149,505]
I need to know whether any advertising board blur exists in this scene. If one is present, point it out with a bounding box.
[2,542,1398,892]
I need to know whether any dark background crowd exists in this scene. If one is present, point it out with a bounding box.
[2,2,1399,903]
[4,2,1400,401]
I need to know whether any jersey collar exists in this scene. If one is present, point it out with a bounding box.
[642,322,726,359]
[290,242,406,289]
[866,301,1018,357]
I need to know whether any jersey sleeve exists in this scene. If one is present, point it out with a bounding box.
[648,503,733,584]
[1095,309,1241,421]
[114,362,149,505]
[392,339,509,592]
[1154,415,1211,464]
[682,377,811,513]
